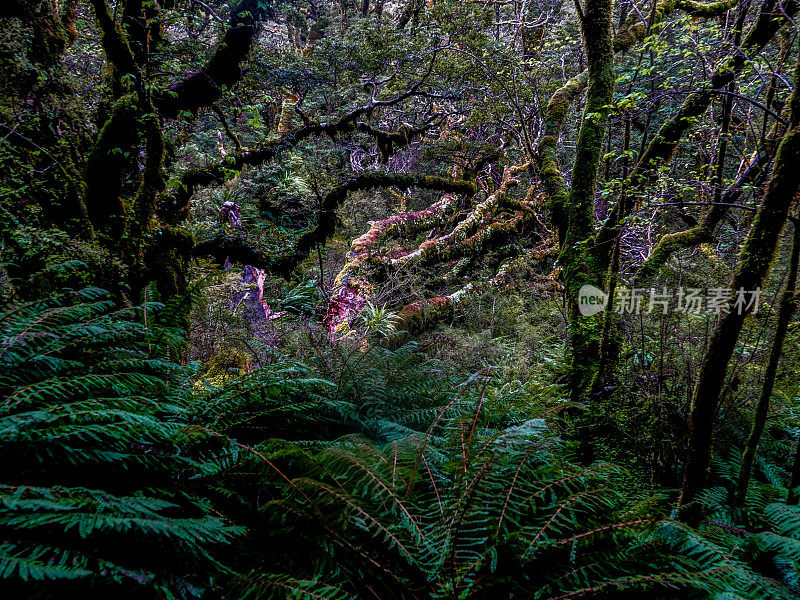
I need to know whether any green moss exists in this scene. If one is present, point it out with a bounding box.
[398,297,454,332]
[675,0,738,16]
[89,0,140,97]
[84,94,139,236]
[679,50,800,520]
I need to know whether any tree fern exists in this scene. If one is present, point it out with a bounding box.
[672,449,800,599]
[0,287,242,599]
[228,393,715,599]
[190,340,466,447]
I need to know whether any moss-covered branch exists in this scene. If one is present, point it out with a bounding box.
[296,172,477,265]
[192,172,477,276]
[614,0,737,52]
[154,0,269,117]
[335,191,463,289]
[596,0,798,255]
[162,97,438,224]
[634,135,780,284]
[390,163,529,269]
[538,72,588,243]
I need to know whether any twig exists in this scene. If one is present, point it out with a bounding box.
[188,0,226,23]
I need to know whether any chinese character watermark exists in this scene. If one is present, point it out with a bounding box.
[577,286,761,316]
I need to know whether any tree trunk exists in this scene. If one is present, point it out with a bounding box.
[734,218,800,505]
[560,0,614,401]
[678,48,800,525]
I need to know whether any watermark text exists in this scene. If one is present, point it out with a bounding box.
[577,285,761,316]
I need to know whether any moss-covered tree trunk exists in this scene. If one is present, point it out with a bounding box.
[678,48,800,525]
[560,0,614,401]
[733,217,800,505]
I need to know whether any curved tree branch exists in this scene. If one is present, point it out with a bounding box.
[154,0,270,118]
[161,81,445,224]
[633,128,783,284]
[192,172,477,276]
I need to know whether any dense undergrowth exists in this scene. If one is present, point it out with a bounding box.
[0,278,242,598]
[3,0,800,597]
[3,266,800,600]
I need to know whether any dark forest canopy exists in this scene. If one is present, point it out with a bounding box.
[2,0,800,598]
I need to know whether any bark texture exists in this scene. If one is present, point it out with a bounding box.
[734,218,800,505]
[678,48,800,524]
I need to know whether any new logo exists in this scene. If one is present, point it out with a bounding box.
[578,285,607,316]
